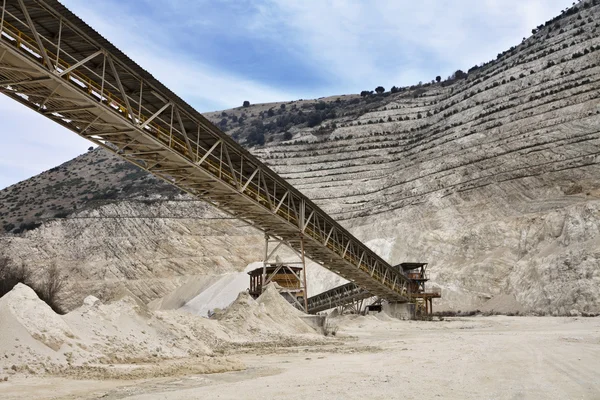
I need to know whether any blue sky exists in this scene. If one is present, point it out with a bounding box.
[0,0,574,189]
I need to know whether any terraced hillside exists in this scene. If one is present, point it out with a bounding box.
[2,2,600,314]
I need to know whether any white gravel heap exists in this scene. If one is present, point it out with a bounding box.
[217,283,315,339]
[0,283,319,378]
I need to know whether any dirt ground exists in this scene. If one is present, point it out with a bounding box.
[2,316,599,400]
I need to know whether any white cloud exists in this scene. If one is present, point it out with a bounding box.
[0,0,302,190]
[0,95,91,189]
[60,0,302,111]
[0,0,577,189]
[260,0,574,89]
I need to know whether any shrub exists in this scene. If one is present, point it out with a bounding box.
[16,221,41,234]
[247,130,265,146]
[36,264,64,313]
[307,113,323,127]
[242,100,250,107]
[375,86,385,94]
[0,258,65,313]
[0,257,31,298]
[453,69,468,80]
[314,101,328,111]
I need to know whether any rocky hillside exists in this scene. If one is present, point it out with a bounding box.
[2,1,600,314]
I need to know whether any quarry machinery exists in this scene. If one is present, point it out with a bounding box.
[306,263,441,316]
[0,0,438,315]
[248,265,305,306]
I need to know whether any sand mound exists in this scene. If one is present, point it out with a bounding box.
[218,284,315,338]
[157,310,234,349]
[106,284,147,309]
[180,262,262,316]
[0,285,224,376]
[256,284,315,334]
[0,283,75,351]
[149,275,223,311]
[64,295,212,362]
[374,311,393,321]
[217,291,271,336]
[0,282,324,379]
[0,284,75,374]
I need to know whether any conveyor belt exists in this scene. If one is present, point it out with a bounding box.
[0,0,412,305]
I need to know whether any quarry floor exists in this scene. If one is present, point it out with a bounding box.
[3,315,600,400]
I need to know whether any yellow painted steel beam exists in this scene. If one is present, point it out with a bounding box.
[0,0,414,302]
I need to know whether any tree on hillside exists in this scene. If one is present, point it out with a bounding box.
[436,76,441,83]
[307,113,323,127]
[243,100,250,107]
[453,70,467,80]
[247,130,265,146]
[375,86,385,94]
[390,86,399,93]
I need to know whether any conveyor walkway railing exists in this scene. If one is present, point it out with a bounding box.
[306,282,371,314]
[0,0,412,306]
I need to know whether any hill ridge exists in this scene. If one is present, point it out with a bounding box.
[1,0,600,314]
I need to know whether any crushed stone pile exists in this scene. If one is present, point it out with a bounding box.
[373,311,393,321]
[107,284,148,309]
[217,284,316,340]
[256,284,315,335]
[0,284,78,374]
[0,282,321,379]
[63,295,211,363]
[181,262,262,317]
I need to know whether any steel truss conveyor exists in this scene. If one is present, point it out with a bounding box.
[0,0,412,304]
[306,282,370,314]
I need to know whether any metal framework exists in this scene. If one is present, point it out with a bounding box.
[0,0,412,303]
[249,263,306,308]
[307,263,443,315]
[259,233,308,311]
[306,282,372,314]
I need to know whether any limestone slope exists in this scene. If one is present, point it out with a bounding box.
[2,2,600,313]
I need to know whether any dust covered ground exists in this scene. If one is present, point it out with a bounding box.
[2,315,599,400]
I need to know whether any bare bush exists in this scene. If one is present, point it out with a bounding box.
[0,257,32,298]
[0,257,65,313]
[37,264,65,313]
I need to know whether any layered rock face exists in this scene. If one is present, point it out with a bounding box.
[1,199,263,310]
[2,2,600,313]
